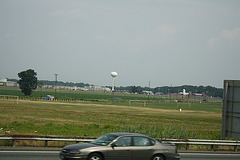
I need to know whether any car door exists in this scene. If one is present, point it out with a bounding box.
[106,136,132,160]
[131,136,155,160]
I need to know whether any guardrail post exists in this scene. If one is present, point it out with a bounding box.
[12,139,15,147]
[211,145,214,151]
[234,145,238,152]
[45,140,48,147]
[186,144,189,150]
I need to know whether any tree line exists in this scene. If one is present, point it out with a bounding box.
[121,85,223,98]
[14,69,223,98]
[37,81,223,98]
[39,80,90,88]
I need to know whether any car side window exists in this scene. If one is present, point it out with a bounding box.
[133,137,153,146]
[115,137,131,147]
[150,139,156,145]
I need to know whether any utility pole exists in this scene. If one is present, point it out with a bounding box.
[54,74,58,99]
[148,81,150,101]
[170,84,172,102]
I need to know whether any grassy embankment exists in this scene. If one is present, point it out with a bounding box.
[0,87,222,148]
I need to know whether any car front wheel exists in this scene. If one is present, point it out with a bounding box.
[88,153,103,160]
[151,154,166,160]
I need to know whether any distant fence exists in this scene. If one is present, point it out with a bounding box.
[0,97,91,103]
[0,95,19,104]
[0,135,239,151]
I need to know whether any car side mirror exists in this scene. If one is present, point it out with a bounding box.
[111,143,118,148]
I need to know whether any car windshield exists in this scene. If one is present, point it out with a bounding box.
[90,134,118,146]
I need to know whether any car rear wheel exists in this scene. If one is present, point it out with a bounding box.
[88,153,103,160]
[151,154,166,160]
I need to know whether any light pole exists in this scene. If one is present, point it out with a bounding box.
[148,81,150,101]
[54,74,58,99]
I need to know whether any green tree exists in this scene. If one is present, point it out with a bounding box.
[130,86,143,94]
[18,69,38,96]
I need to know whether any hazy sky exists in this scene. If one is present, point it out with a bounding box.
[1,0,240,88]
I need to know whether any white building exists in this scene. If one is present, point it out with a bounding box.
[0,78,18,87]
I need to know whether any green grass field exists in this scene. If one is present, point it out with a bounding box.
[0,98,222,140]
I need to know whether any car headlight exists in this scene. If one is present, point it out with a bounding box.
[70,150,80,154]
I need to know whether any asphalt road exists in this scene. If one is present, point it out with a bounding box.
[0,148,240,160]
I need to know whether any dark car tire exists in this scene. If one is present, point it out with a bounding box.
[88,153,103,160]
[151,154,166,160]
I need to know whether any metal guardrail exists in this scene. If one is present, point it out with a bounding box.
[0,135,95,148]
[160,139,240,152]
[0,135,239,152]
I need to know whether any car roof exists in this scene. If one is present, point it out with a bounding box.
[107,132,150,137]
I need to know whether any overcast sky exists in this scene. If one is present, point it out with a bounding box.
[1,0,240,88]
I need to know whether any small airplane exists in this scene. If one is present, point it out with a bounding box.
[179,89,189,96]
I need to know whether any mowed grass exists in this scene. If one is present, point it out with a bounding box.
[0,99,222,140]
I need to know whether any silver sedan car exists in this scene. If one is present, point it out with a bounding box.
[60,132,180,160]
